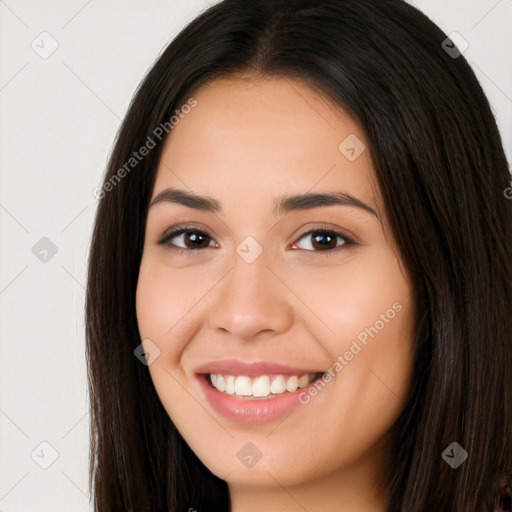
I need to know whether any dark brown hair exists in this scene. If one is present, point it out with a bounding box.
[85,1,512,510]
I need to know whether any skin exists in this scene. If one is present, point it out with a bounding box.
[136,75,417,512]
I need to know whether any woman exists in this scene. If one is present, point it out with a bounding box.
[85,0,512,510]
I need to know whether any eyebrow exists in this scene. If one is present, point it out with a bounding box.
[149,187,378,218]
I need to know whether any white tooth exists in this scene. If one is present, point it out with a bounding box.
[216,374,225,392]
[298,374,310,388]
[234,375,253,396]
[252,375,271,397]
[286,375,298,392]
[210,374,217,386]
[270,375,286,394]
[225,375,235,395]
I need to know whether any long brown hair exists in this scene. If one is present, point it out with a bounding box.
[85,1,512,510]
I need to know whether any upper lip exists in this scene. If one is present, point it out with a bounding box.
[195,359,324,377]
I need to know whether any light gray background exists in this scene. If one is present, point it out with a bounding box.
[1,1,511,510]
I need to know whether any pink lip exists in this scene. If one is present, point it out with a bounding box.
[194,359,323,377]
[195,360,326,425]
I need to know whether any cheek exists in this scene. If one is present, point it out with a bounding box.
[136,266,175,340]
[135,261,203,414]
[135,260,208,351]
[287,247,412,347]
[287,248,415,421]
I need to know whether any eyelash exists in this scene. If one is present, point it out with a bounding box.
[157,224,356,256]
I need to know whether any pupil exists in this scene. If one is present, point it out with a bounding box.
[187,232,208,248]
[313,231,335,250]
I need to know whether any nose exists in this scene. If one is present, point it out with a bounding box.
[207,248,295,341]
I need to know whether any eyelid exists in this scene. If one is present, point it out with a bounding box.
[157,223,357,254]
[292,222,357,246]
[157,224,218,249]
[291,228,355,251]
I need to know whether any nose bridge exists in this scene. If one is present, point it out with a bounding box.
[208,241,294,339]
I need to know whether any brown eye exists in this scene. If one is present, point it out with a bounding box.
[159,228,216,251]
[293,229,354,252]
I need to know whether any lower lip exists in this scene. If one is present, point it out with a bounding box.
[197,374,320,424]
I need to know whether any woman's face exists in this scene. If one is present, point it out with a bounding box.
[136,76,416,503]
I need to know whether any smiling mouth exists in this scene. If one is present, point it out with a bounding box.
[203,371,325,400]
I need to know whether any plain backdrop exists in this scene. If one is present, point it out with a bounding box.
[0,1,511,510]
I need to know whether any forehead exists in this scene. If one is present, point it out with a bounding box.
[153,76,380,217]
